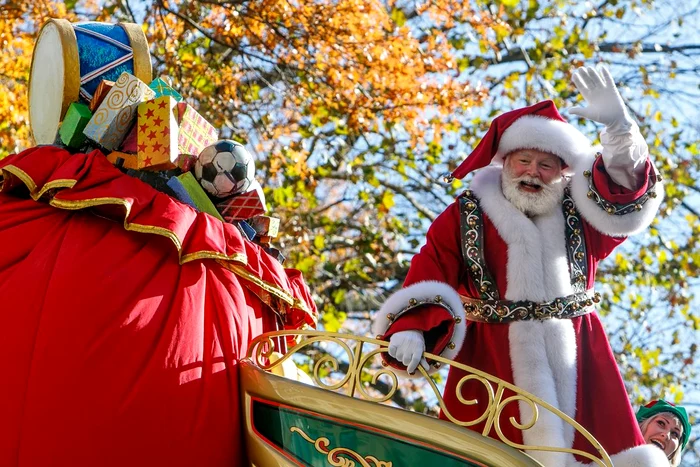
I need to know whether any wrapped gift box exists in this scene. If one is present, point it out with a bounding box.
[140,153,197,173]
[166,176,197,209]
[237,220,257,241]
[89,79,115,112]
[83,72,155,150]
[256,235,273,246]
[248,215,280,238]
[149,77,183,101]
[106,151,139,170]
[263,245,285,264]
[135,96,179,169]
[216,181,267,222]
[59,102,92,148]
[175,102,218,157]
[176,172,224,221]
[120,123,138,153]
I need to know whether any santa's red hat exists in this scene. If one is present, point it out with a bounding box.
[450,100,593,179]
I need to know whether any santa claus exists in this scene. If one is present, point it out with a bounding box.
[373,66,667,466]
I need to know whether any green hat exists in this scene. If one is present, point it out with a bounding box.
[636,399,692,451]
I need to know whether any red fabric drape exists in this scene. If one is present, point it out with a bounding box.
[0,146,316,466]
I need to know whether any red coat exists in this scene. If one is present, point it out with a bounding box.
[374,158,666,466]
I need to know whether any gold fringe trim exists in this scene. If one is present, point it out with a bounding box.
[218,260,317,325]
[50,196,247,266]
[3,165,37,193]
[1,163,316,323]
[1,164,246,266]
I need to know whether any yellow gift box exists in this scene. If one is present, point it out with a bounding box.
[135,96,179,169]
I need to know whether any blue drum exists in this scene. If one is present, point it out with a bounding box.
[29,18,152,144]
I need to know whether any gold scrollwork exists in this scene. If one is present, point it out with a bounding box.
[249,333,356,391]
[247,330,613,467]
[355,347,399,403]
[290,426,392,467]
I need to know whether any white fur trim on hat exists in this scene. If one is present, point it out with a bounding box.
[495,115,594,171]
[373,280,466,375]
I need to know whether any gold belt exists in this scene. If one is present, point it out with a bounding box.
[460,290,600,323]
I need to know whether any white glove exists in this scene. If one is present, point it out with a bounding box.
[571,65,648,189]
[570,66,635,134]
[388,330,428,374]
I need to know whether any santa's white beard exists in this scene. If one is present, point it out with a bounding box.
[501,166,565,217]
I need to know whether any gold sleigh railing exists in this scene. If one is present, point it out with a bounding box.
[247,330,613,467]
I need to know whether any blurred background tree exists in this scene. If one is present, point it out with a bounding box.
[1,0,698,462]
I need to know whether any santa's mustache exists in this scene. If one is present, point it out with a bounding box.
[501,169,565,217]
[510,174,561,191]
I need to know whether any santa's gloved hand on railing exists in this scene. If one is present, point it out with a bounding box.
[388,330,429,375]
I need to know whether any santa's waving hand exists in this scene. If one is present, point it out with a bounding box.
[373,66,665,467]
[570,66,649,191]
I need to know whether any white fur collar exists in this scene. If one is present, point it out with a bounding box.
[470,166,572,302]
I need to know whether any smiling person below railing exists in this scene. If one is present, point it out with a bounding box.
[372,66,666,467]
[636,400,692,467]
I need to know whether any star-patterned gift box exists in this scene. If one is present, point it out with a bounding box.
[174,102,218,157]
[141,154,198,173]
[83,72,155,151]
[216,181,267,222]
[135,96,179,169]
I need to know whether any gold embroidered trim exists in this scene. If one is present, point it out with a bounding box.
[584,159,660,215]
[37,178,78,199]
[459,191,498,300]
[563,189,588,293]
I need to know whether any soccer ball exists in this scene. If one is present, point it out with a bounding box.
[194,140,255,198]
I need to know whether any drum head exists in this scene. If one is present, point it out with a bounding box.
[29,19,80,145]
[28,19,152,145]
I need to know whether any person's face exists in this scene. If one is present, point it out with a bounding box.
[504,149,563,190]
[642,413,683,457]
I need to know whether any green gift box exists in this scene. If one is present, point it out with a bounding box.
[176,172,224,221]
[59,102,92,148]
[149,77,184,102]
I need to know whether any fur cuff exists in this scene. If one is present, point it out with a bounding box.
[372,281,466,363]
[570,160,664,237]
[567,444,669,467]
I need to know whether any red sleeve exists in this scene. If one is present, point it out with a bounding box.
[404,201,463,288]
[384,200,464,355]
